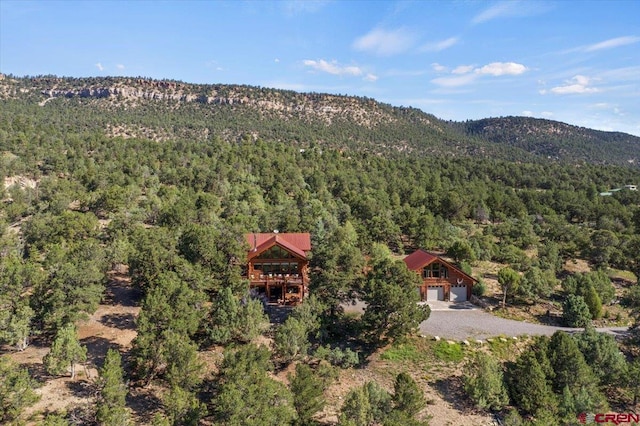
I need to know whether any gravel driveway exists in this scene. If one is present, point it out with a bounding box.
[419,302,630,340]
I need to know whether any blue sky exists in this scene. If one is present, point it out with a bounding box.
[1,1,639,136]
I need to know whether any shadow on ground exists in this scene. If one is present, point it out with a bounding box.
[264,303,293,324]
[127,387,163,424]
[100,313,137,330]
[432,376,481,416]
[80,336,121,368]
[22,362,50,383]
[104,271,141,308]
[66,380,95,398]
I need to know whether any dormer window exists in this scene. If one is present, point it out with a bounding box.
[422,263,448,278]
[255,245,296,259]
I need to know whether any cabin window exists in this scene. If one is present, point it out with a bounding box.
[422,263,449,278]
[253,262,299,275]
[255,245,295,259]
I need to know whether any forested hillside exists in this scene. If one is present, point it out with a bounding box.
[0,74,639,425]
[2,75,639,166]
[458,116,640,166]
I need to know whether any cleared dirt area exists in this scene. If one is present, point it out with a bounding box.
[5,269,142,423]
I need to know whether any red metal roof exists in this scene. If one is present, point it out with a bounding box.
[403,249,478,283]
[403,249,438,271]
[246,233,311,251]
[245,233,311,260]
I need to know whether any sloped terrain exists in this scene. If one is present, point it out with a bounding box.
[2,75,639,166]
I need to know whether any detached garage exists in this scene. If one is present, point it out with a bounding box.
[403,249,477,303]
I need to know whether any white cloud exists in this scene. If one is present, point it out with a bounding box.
[352,28,415,56]
[364,73,378,82]
[303,59,362,76]
[420,37,459,52]
[599,66,640,82]
[472,1,551,24]
[116,64,125,70]
[541,111,554,117]
[274,58,280,63]
[431,61,528,87]
[475,62,527,76]
[431,73,478,88]
[585,36,640,52]
[431,63,447,73]
[473,2,515,24]
[95,62,104,71]
[543,75,599,95]
[522,110,534,117]
[452,65,474,75]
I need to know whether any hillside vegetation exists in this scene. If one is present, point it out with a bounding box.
[0,74,639,425]
[2,75,639,166]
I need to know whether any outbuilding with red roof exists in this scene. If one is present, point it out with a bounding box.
[403,249,477,302]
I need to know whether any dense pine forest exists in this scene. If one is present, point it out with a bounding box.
[0,75,639,425]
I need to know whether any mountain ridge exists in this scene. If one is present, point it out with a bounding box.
[1,74,638,166]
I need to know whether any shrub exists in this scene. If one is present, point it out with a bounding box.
[563,295,591,327]
[313,345,359,368]
[472,279,487,297]
[464,352,509,411]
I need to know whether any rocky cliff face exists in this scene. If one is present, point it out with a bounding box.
[0,76,424,128]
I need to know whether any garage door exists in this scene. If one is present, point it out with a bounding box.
[427,286,444,301]
[450,285,468,302]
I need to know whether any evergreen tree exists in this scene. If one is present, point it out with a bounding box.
[573,325,627,385]
[207,286,268,345]
[31,240,106,336]
[213,344,296,426]
[339,386,373,426]
[498,267,521,308]
[562,295,591,327]
[274,317,311,363]
[506,350,556,415]
[43,323,87,379]
[289,364,325,426]
[96,349,130,426]
[464,352,509,411]
[361,244,430,345]
[517,267,556,300]
[0,255,42,351]
[547,332,608,415]
[364,382,393,424]
[392,372,425,417]
[582,285,603,320]
[162,330,204,391]
[0,301,34,351]
[309,220,365,319]
[161,386,206,426]
[0,356,40,424]
[447,240,476,263]
[132,270,205,384]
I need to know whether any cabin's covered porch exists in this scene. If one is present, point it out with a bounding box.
[248,273,305,305]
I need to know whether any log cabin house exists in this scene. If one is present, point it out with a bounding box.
[403,249,477,302]
[244,232,311,305]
